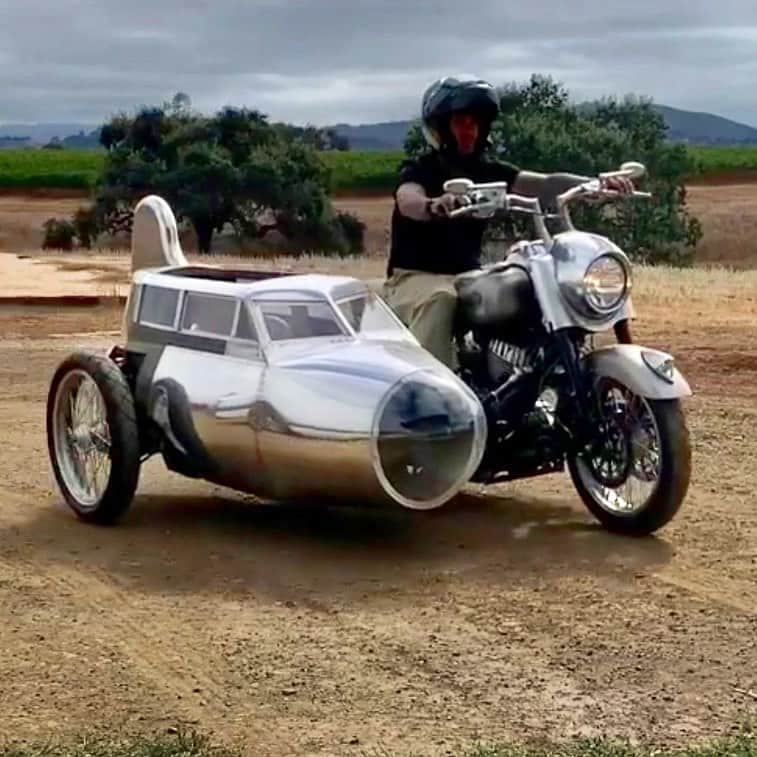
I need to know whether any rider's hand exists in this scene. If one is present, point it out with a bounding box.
[601,176,634,194]
[428,193,470,217]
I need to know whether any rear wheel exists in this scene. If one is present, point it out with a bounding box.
[46,352,141,524]
[567,377,691,536]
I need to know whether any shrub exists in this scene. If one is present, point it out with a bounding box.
[42,218,76,250]
[335,211,366,254]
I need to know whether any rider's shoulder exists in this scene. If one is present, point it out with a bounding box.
[397,152,440,185]
[478,156,520,181]
[400,151,439,171]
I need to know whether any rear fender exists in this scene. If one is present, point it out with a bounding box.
[581,344,692,400]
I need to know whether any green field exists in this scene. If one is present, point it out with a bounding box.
[0,147,105,189]
[689,145,757,174]
[1,145,757,194]
[0,147,406,193]
[318,148,405,192]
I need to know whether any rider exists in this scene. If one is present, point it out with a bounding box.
[383,75,635,368]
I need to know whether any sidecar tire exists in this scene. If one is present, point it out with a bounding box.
[47,351,141,525]
[568,398,691,536]
[148,378,216,477]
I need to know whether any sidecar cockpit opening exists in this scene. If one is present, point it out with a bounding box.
[161,265,296,285]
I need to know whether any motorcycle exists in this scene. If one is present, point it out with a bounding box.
[44,165,692,537]
[439,161,692,535]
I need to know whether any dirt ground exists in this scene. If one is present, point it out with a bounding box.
[0,191,755,757]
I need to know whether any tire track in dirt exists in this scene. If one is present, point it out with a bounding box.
[653,567,757,617]
[0,482,269,743]
[39,565,228,714]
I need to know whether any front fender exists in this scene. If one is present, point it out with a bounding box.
[581,344,692,400]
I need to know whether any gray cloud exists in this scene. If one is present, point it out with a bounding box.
[0,0,756,126]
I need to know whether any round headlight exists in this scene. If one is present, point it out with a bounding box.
[583,254,629,312]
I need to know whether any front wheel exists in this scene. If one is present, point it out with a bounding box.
[46,351,141,525]
[567,378,691,536]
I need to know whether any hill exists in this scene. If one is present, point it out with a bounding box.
[654,104,757,144]
[3,102,757,152]
[331,105,757,150]
[0,122,99,146]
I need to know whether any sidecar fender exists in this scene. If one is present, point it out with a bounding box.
[581,344,692,400]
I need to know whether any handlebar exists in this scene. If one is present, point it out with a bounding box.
[443,161,651,224]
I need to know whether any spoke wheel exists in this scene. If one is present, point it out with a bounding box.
[568,377,691,536]
[47,352,141,524]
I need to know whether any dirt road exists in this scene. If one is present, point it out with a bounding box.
[0,257,755,756]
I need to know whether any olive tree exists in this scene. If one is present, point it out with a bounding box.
[85,101,363,255]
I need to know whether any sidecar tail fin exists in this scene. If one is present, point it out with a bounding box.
[131,194,187,274]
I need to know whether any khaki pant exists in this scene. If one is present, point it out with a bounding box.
[382,268,460,368]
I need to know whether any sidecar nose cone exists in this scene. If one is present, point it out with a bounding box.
[372,370,486,509]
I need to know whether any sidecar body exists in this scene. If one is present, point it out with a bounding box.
[46,195,487,523]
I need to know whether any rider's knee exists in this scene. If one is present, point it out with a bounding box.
[423,282,457,308]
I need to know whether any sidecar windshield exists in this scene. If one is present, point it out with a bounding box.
[335,292,405,335]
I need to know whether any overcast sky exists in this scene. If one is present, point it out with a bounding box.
[0,0,755,127]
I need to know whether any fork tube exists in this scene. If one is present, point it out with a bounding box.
[614,319,633,344]
[534,213,552,244]
[559,204,576,231]
[553,331,594,440]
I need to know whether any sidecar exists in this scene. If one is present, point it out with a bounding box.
[45,195,487,524]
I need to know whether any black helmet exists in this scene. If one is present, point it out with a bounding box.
[421,75,500,153]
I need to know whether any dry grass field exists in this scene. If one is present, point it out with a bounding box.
[0,186,755,757]
[2,182,757,266]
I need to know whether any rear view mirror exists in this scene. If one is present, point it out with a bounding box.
[444,178,474,195]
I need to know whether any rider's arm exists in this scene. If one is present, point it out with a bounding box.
[513,170,634,205]
[396,181,433,220]
[489,161,586,207]
[512,170,590,208]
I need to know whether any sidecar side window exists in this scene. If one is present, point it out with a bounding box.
[180,292,238,337]
[138,284,180,329]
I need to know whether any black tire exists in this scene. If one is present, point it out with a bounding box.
[46,351,141,525]
[148,378,216,476]
[568,397,691,536]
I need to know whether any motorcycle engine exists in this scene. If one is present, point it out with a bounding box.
[487,339,541,384]
[486,338,559,444]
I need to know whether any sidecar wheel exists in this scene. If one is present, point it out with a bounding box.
[47,351,141,525]
[568,386,691,536]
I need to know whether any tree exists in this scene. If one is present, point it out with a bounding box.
[84,101,363,255]
[403,120,425,155]
[405,74,702,265]
[271,122,350,151]
[167,91,192,114]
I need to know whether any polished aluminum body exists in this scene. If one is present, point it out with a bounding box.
[119,196,487,510]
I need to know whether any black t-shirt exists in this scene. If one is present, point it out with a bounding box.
[387,151,519,276]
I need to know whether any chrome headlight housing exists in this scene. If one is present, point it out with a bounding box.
[553,233,633,320]
[582,253,631,313]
